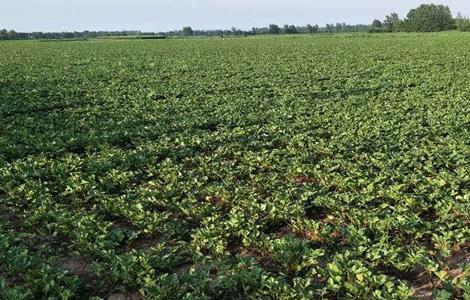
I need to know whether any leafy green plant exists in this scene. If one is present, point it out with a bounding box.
[1,32,469,298]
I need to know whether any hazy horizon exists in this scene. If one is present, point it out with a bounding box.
[3,0,470,32]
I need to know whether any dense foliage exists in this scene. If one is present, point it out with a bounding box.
[405,4,454,32]
[375,4,458,33]
[456,16,470,31]
[0,29,154,41]
[0,23,370,41]
[1,33,470,299]
[0,29,19,40]
[380,13,406,33]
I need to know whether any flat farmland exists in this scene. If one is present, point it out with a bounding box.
[1,33,469,299]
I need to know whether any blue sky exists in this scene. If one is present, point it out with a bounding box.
[3,0,470,32]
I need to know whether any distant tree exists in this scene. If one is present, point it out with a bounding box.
[231,27,243,35]
[282,24,289,34]
[0,28,8,40]
[283,24,298,34]
[371,19,382,28]
[335,23,345,32]
[268,24,281,34]
[383,13,404,32]
[405,4,454,32]
[251,26,269,35]
[456,12,470,31]
[31,32,43,39]
[324,24,335,33]
[7,30,18,39]
[306,24,319,33]
[182,26,194,36]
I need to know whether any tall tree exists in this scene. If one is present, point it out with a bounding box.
[7,30,17,39]
[268,24,281,35]
[371,19,382,28]
[283,24,298,34]
[383,13,402,32]
[405,4,454,32]
[182,26,194,36]
[0,29,8,40]
[306,24,319,33]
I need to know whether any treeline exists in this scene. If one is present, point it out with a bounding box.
[2,3,470,41]
[370,4,469,32]
[178,23,370,37]
[0,29,22,40]
[0,23,371,41]
[0,29,155,40]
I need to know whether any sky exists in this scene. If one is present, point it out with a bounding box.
[2,0,470,32]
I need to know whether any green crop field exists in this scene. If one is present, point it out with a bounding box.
[1,33,469,299]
